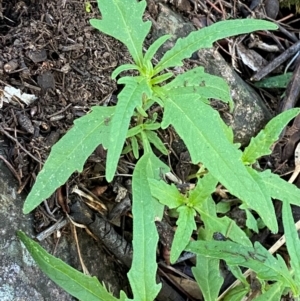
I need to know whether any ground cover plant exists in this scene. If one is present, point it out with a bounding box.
[17,0,300,300]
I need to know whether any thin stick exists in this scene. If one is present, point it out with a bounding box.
[68,216,90,275]
[0,155,22,186]
[0,126,43,164]
[47,103,72,118]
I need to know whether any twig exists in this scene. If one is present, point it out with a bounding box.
[68,216,90,275]
[251,40,300,81]
[35,217,69,241]
[279,54,300,112]
[0,155,22,186]
[0,126,43,164]
[47,103,72,118]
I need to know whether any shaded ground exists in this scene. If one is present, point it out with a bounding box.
[1,0,300,300]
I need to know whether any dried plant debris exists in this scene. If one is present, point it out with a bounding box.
[0,0,130,186]
[0,86,38,107]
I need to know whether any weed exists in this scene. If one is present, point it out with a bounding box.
[18,0,300,300]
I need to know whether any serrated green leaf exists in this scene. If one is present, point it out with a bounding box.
[164,66,217,87]
[90,0,151,66]
[244,208,259,233]
[149,91,165,107]
[145,153,170,219]
[161,94,277,232]
[195,196,252,247]
[186,240,295,289]
[282,201,300,292]
[23,106,115,214]
[167,86,231,106]
[143,34,171,64]
[149,179,185,208]
[170,206,196,263]
[17,231,125,301]
[145,130,168,155]
[129,153,168,300]
[254,73,292,89]
[192,255,223,301]
[229,265,249,287]
[154,20,277,74]
[188,173,218,207]
[164,67,232,104]
[244,166,276,230]
[112,64,139,79]
[242,109,300,164]
[254,282,285,301]
[260,170,300,207]
[106,77,150,182]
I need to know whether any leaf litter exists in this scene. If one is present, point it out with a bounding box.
[2,0,300,300]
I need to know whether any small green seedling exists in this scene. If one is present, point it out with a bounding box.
[18,0,300,300]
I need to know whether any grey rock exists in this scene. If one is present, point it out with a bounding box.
[0,141,125,301]
[197,48,272,144]
[152,4,272,145]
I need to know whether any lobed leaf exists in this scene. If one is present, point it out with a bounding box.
[164,66,232,105]
[106,77,151,182]
[167,86,231,106]
[23,106,115,214]
[128,153,168,300]
[90,0,151,66]
[196,196,252,247]
[186,240,295,288]
[143,153,169,221]
[242,108,300,164]
[161,94,277,232]
[149,179,185,208]
[260,170,300,207]
[17,231,125,301]
[154,20,277,74]
[188,172,218,207]
[192,256,223,301]
[254,282,285,301]
[244,208,259,233]
[145,130,168,155]
[229,265,249,287]
[170,206,197,263]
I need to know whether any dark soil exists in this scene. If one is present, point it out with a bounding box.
[1,0,300,300]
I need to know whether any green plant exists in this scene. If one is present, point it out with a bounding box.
[254,73,292,89]
[17,0,300,300]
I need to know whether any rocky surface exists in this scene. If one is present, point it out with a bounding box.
[0,139,125,301]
